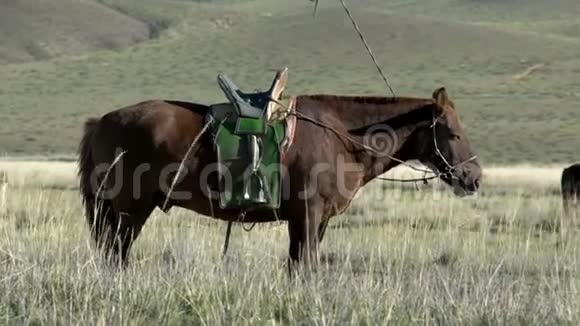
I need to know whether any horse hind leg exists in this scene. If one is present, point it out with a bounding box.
[89,198,117,259]
[109,193,157,267]
[90,191,155,268]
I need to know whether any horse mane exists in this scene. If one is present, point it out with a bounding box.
[305,94,402,105]
[297,95,435,131]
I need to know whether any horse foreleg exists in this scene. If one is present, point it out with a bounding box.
[287,204,323,273]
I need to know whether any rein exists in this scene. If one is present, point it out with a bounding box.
[300,107,477,183]
[292,109,441,183]
[270,97,477,184]
[270,98,433,176]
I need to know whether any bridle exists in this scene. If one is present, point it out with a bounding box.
[430,107,478,182]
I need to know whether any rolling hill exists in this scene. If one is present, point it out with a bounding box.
[0,0,579,164]
[0,0,157,63]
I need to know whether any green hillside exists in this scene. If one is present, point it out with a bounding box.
[0,0,579,164]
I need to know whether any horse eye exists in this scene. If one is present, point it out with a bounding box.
[451,134,461,140]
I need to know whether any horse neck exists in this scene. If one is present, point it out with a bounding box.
[298,95,432,128]
[298,95,436,183]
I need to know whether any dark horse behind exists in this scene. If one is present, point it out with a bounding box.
[78,87,481,267]
[562,164,580,216]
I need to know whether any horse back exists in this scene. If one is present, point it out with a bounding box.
[95,100,210,160]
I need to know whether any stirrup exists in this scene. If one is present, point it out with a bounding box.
[243,173,268,204]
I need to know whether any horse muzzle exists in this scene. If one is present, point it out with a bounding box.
[450,168,481,197]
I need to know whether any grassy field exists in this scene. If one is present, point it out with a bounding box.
[1,0,579,324]
[0,162,578,324]
[0,0,579,164]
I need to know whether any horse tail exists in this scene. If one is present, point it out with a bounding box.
[78,118,117,244]
[78,118,99,223]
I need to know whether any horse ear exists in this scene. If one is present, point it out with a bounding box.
[433,87,447,104]
[433,87,454,108]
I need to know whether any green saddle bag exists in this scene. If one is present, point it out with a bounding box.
[214,119,285,210]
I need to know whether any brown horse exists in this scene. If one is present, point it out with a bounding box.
[78,87,481,267]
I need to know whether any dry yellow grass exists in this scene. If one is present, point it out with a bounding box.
[0,161,77,189]
[0,160,577,324]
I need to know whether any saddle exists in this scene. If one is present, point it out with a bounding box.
[207,68,296,210]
